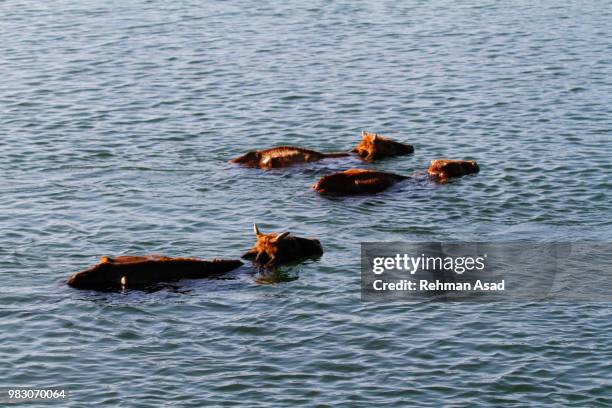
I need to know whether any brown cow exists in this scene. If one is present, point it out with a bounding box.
[427,159,480,182]
[242,224,323,267]
[352,131,414,161]
[67,255,243,291]
[230,146,349,169]
[312,169,408,195]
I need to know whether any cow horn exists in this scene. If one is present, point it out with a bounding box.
[276,231,290,241]
[253,223,262,236]
[373,133,378,140]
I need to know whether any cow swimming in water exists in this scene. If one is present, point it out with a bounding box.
[230,131,414,169]
[242,224,323,267]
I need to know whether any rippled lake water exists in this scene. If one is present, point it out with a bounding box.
[1,0,611,406]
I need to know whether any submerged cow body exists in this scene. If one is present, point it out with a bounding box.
[242,224,323,267]
[427,159,480,181]
[67,255,243,291]
[230,146,349,169]
[352,131,414,161]
[313,169,408,195]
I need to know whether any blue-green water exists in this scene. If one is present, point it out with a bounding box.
[1,1,611,406]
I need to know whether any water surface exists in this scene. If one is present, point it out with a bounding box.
[1,0,611,406]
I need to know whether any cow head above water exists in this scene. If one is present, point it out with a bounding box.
[427,159,480,182]
[242,224,323,267]
[352,131,414,161]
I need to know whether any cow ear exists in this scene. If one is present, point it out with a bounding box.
[373,134,378,141]
[275,231,290,241]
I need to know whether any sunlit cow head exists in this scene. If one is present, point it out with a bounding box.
[352,131,414,161]
[243,224,323,267]
[427,159,480,181]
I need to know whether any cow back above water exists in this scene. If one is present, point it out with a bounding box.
[230,146,349,169]
[67,255,243,291]
[313,169,408,195]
